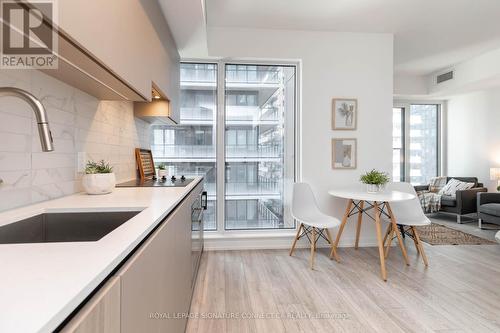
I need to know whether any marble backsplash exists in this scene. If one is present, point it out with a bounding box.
[0,69,150,212]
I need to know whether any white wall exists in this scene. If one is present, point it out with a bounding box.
[447,87,500,191]
[208,27,394,246]
[394,74,428,97]
[0,70,150,212]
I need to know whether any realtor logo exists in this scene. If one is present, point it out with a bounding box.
[1,0,58,69]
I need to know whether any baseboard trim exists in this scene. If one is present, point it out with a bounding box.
[203,234,381,251]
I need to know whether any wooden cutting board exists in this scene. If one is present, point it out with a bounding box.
[135,148,155,180]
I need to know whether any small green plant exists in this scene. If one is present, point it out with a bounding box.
[85,160,113,174]
[157,164,166,170]
[360,169,390,185]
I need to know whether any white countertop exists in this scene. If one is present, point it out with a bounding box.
[0,177,203,333]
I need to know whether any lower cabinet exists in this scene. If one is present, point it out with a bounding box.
[62,183,201,333]
[119,192,191,333]
[61,277,121,333]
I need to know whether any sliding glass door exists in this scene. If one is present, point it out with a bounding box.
[224,64,296,230]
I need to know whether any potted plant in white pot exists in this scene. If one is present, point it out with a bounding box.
[157,164,167,178]
[82,160,116,195]
[360,169,390,193]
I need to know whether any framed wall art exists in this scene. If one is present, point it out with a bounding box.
[332,98,357,130]
[332,138,357,169]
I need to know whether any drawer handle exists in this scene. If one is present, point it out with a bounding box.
[201,191,208,210]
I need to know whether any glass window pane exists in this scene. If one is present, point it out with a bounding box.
[237,130,247,145]
[250,94,258,106]
[409,104,438,185]
[150,63,217,230]
[392,107,404,182]
[237,94,246,105]
[224,64,296,230]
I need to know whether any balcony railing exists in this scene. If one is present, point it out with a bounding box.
[226,145,282,158]
[180,68,216,83]
[152,144,283,159]
[226,106,280,122]
[225,182,281,196]
[151,145,215,159]
[225,69,280,84]
[180,107,215,121]
[180,67,281,84]
[177,106,280,123]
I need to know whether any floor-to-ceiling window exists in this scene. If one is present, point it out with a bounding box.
[224,64,296,230]
[392,103,440,185]
[151,62,296,232]
[151,63,217,230]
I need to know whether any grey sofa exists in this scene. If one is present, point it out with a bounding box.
[477,192,500,229]
[415,177,487,223]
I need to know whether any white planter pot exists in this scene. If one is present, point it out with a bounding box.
[157,169,167,178]
[82,173,116,195]
[366,184,383,193]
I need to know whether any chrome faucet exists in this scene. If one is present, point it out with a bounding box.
[0,87,54,152]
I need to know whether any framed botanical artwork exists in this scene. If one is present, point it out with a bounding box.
[332,98,357,130]
[332,138,357,169]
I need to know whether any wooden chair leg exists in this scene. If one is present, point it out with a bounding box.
[411,226,428,266]
[310,227,316,270]
[382,222,392,246]
[386,203,410,266]
[373,202,387,281]
[325,228,340,262]
[384,225,394,259]
[409,227,421,255]
[289,223,303,256]
[333,199,354,255]
[355,201,364,249]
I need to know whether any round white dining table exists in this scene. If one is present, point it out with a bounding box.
[328,188,416,281]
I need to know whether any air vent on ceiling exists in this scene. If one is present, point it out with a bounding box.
[437,71,454,84]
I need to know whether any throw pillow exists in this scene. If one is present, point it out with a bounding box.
[439,178,475,197]
[429,176,447,193]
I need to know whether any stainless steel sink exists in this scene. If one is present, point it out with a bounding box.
[0,211,141,244]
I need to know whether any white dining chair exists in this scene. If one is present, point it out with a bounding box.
[383,182,430,266]
[289,182,341,269]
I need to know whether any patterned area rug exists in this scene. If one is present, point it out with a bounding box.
[415,223,497,245]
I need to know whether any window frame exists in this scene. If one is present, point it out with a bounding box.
[393,100,444,185]
[179,59,301,236]
[223,62,297,231]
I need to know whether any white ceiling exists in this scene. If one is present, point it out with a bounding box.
[205,0,500,75]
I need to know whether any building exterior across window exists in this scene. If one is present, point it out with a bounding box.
[151,63,296,231]
[392,103,440,185]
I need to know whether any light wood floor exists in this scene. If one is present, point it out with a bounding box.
[187,242,500,333]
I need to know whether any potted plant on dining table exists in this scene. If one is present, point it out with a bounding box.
[360,169,390,193]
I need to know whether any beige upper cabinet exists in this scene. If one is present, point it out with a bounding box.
[56,0,180,119]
